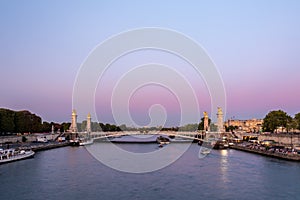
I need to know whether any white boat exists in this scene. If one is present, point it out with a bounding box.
[200,147,211,155]
[69,138,80,146]
[0,148,35,164]
[159,141,170,145]
[79,139,93,146]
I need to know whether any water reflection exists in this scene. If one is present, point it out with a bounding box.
[220,150,229,183]
[2,145,300,200]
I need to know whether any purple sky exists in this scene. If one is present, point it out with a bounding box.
[0,1,299,125]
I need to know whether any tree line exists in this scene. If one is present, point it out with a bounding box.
[0,108,211,134]
[0,108,43,134]
[262,110,300,133]
[2,108,298,135]
[0,108,71,135]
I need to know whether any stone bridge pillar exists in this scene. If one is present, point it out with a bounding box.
[71,109,78,133]
[87,113,91,133]
[217,107,224,132]
[203,111,210,132]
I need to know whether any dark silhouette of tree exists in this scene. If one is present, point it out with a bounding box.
[225,125,237,132]
[60,122,71,132]
[262,110,291,133]
[22,136,27,142]
[198,117,211,130]
[179,123,198,131]
[0,108,15,133]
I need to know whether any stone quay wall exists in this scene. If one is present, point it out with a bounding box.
[0,134,59,144]
[258,134,300,146]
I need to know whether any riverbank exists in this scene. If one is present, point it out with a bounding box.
[230,144,300,161]
[0,133,60,144]
[1,141,70,152]
[258,133,300,146]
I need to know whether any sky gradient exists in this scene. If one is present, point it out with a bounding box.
[0,0,299,125]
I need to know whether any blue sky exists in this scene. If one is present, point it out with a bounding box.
[0,0,299,125]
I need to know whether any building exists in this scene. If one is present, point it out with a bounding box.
[225,118,263,133]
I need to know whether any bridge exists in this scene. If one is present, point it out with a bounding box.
[66,109,228,143]
[69,131,224,143]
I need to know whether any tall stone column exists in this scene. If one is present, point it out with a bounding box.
[87,113,91,133]
[51,125,54,134]
[217,107,224,132]
[71,109,78,133]
[203,111,210,132]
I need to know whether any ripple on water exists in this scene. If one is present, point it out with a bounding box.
[0,144,300,200]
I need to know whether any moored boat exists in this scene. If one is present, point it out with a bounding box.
[156,136,170,144]
[79,139,94,146]
[213,139,229,149]
[198,140,216,149]
[200,147,211,155]
[0,148,35,164]
[69,138,80,146]
[198,138,228,150]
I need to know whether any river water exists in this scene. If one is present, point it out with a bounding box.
[0,142,300,200]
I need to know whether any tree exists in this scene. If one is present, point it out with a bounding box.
[294,112,300,130]
[91,122,101,132]
[119,124,127,131]
[287,118,297,132]
[285,116,293,133]
[61,122,71,132]
[41,121,51,132]
[81,120,87,132]
[99,123,105,131]
[22,136,27,142]
[179,123,198,131]
[225,125,237,132]
[0,109,15,133]
[210,123,218,132]
[262,110,291,133]
[76,123,82,132]
[198,117,211,130]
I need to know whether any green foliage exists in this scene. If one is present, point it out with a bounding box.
[0,109,43,134]
[98,123,121,132]
[91,122,101,132]
[81,120,87,132]
[79,120,102,132]
[198,117,211,130]
[0,108,74,134]
[287,118,297,131]
[179,123,198,132]
[225,125,237,132]
[61,122,71,132]
[41,122,51,132]
[0,108,15,133]
[119,124,127,131]
[76,123,82,132]
[262,110,291,133]
[2,107,299,135]
[22,136,27,142]
[295,113,300,130]
[14,110,42,133]
[209,123,218,132]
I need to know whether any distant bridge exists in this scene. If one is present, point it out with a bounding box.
[73,131,224,142]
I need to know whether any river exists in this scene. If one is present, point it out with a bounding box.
[0,142,300,200]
